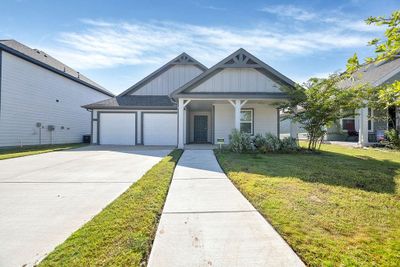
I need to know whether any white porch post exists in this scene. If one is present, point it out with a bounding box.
[228,99,247,131]
[178,98,185,149]
[290,107,298,139]
[234,100,241,130]
[178,98,191,149]
[358,107,369,146]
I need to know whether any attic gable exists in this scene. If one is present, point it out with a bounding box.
[172,48,295,96]
[119,53,207,96]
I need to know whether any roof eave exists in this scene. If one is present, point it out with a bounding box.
[0,44,114,97]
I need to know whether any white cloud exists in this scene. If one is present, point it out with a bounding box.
[42,19,375,70]
[260,5,317,21]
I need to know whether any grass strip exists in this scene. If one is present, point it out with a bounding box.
[0,143,86,160]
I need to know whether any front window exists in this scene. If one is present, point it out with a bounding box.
[240,109,253,135]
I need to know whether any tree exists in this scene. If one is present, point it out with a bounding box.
[281,75,364,151]
[346,10,400,111]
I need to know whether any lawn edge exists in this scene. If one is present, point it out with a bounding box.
[0,143,87,160]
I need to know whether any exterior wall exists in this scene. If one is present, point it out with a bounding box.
[91,109,177,145]
[189,111,212,143]
[0,52,109,147]
[132,65,203,96]
[191,68,282,93]
[213,103,278,144]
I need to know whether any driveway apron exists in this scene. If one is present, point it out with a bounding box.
[148,150,304,267]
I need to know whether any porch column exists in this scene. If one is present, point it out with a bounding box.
[290,107,298,139]
[358,107,369,146]
[178,99,191,149]
[234,100,241,130]
[178,98,185,149]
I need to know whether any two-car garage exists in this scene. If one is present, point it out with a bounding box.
[98,112,177,146]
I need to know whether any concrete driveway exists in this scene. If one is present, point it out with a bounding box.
[0,145,171,267]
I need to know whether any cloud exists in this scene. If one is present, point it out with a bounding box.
[260,5,317,21]
[43,19,375,70]
[260,4,382,33]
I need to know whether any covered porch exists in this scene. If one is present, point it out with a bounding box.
[177,98,282,149]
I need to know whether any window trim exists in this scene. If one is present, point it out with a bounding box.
[240,108,254,135]
[340,109,374,132]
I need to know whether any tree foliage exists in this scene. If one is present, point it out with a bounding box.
[281,75,364,150]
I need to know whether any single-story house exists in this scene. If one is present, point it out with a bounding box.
[0,40,114,147]
[83,49,295,148]
[325,57,400,144]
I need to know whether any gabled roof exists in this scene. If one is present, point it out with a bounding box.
[348,56,400,87]
[0,39,114,97]
[118,53,207,96]
[82,95,176,110]
[172,48,295,97]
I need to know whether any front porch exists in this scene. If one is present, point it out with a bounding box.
[177,98,282,149]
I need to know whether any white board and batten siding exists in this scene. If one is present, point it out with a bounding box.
[0,51,110,147]
[132,65,203,95]
[214,103,278,144]
[190,68,282,93]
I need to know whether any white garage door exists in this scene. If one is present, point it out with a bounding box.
[143,113,177,145]
[100,113,136,145]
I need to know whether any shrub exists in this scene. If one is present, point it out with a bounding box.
[229,129,252,153]
[264,133,281,152]
[253,133,268,153]
[384,129,400,149]
[280,137,299,152]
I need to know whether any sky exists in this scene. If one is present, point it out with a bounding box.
[1,0,399,94]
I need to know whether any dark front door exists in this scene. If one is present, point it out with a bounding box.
[194,115,208,143]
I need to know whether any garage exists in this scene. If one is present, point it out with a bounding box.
[143,113,177,145]
[99,113,136,145]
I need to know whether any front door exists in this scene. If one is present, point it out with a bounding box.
[194,115,208,143]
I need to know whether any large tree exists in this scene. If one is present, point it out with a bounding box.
[282,75,364,150]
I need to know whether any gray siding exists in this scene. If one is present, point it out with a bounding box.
[0,52,109,146]
[132,65,202,96]
[190,68,282,93]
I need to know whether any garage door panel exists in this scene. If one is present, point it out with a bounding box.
[100,113,136,145]
[143,113,177,146]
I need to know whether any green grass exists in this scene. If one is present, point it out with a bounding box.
[39,149,183,267]
[215,145,400,267]
[0,143,86,160]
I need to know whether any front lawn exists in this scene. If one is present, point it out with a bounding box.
[215,145,400,266]
[39,149,183,267]
[0,143,86,160]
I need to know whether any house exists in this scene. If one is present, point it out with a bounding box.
[83,49,295,148]
[325,57,400,144]
[0,40,114,147]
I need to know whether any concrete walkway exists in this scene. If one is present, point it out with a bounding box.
[148,150,304,267]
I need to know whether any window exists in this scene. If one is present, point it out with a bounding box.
[240,109,253,134]
[341,116,355,131]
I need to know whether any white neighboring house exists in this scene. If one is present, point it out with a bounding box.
[0,40,114,147]
[84,49,295,148]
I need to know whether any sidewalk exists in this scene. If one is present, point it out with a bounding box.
[148,150,304,267]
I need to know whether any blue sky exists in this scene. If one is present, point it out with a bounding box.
[1,0,399,94]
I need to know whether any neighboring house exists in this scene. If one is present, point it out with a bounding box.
[83,49,294,148]
[0,40,114,147]
[325,57,400,144]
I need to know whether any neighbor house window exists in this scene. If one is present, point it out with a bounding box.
[341,115,355,131]
[240,109,253,135]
